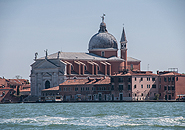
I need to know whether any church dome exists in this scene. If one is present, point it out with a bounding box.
[89,32,118,50]
[88,16,118,50]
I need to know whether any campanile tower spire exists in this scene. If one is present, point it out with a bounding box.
[120,26,128,70]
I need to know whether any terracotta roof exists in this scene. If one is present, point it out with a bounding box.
[0,79,7,86]
[112,71,157,76]
[22,84,30,88]
[94,77,110,85]
[59,79,94,86]
[8,79,28,85]
[159,72,184,76]
[59,77,110,86]
[42,86,59,91]
[20,88,30,92]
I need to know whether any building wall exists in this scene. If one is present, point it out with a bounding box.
[127,62,140,70]
[89,50,117,58]
[132,75,158,101]
[110,76,132,101]
[158,76,176,100]
[175,76,185,99]
[30,59,66,96]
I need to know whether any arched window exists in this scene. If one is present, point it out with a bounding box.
[71,65,74,70]
[84,65,87,70]
[45,80,50,89]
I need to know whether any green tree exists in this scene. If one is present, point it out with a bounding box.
[154,94,159,100]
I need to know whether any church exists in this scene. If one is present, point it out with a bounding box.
[30,15,141,96]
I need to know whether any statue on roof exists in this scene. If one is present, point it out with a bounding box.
[101,14,105,22]
[34,52,38,60]
[57,51,60,59]
[44,49,48,59]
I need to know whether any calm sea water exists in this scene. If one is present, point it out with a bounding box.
[0,102,185,130]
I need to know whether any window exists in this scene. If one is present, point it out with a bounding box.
[119,85,123,91]
[159,85,161,89]
[101,51,105,57]
[134,85,136,89]
[141,84,143,88]
[128,85,131,90]
[152,77,155,81]
[176,77,178,81]
[168,77,171,82]
[168,86,170,90]
[128,77,131,82]
[141,93,143,96]
[118,77,123,82]
[71,65,74,70]
[172,77,175,82]
[152,84,156,88]
[111,85,114,90]
[164,86,167,90]
[172,86,175,90]
[135,94,137,96]
[159,78,161,82]
[172,93,174,97]
[149,85,150,88]
[164,77,167,82]
[147,85,148,88]
[147,77,150,81]
[111,77,114,82]
[75,87,78,91]
[129,93,130,97]
[131,64,133,70]
[135,77,137,81]
[141,77,143,81]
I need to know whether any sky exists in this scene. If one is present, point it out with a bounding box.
[0,0,185,80]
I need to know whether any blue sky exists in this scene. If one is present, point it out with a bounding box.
[0,0,185,79]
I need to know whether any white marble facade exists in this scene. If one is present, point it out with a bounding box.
[30,58,66,96]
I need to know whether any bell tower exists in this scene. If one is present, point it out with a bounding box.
[120,27,128,70]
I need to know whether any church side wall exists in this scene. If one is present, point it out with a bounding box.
[127,62,140,71]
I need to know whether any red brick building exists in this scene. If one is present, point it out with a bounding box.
[110,71,158,101]
[158,71,185,100]
[0,78,30,103]
[59,77,111,101]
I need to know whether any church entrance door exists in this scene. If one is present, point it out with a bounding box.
[45,80,50,89]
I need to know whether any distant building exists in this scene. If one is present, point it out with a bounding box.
[0,78,30,103]
[40,70,185,101]
[110,71,158,101]
[30,15,140,97]
[158,71,185,100]
[59,77,111,101]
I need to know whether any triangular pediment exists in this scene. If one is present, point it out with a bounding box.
[34,59,58,69]
[43,72,52,77]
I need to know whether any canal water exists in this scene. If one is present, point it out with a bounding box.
[0,102,185,129]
